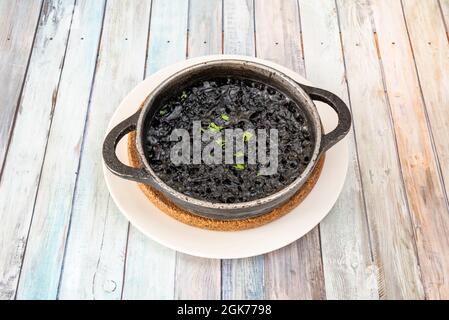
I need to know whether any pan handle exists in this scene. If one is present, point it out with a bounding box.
[102,109,151,183]
[300,84,352,153]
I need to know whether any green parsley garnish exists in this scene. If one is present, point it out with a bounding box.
[233,163,246,170]
[234,151,244,158]
[208,122,223,132]
[159,109,167,116]
[221,114,230,121]
[243,131,253,142]
[215,137,225,147]
[180,91,188,99]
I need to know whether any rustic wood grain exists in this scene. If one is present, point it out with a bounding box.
[255,0,325,300]
[299,0,378,300]
[254,0,304,74]
[223,0,255,56]
[0,0,76,300]
[402,0,449,298]
[2,0,448,300]
[440,0,449,31]
[187,0,222,57]
[0,0,42,173]
[403,0,449,220]
[174,0,222,300]
[123,232,176,299]
[221,0,263,300]
[58,0,152,299]
[371,0,449,299]
[15,0,107,300]
[122,0,189,300]
[336,0,424,299]
[146,0,189,74]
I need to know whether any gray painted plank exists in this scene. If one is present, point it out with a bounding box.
[0,0,42,172]
[336,0,424,299]
[58,0,152,299]
[223,0,255,56]
[299,0,377,299]
[174,0,222,300]
[5,0,447,300]
[16,0,106,300]
[440,0,449,29]
[255,0,325,300]
[402,0,449,298]
[0,0,76,300]
[221,0,263,300]
[146,0,189,74]
[122,0,189,300]
[222,254,264,300]
[187,0,222,57]
[371,0,449,299]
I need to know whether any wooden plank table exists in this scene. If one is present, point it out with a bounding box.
[0,0,448,300]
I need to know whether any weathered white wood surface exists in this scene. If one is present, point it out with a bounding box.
[371,0,449,299]
[122,0,188,300]
[0,0,76,300]
[16,0,106,300]
[255,0,325,300]
[401,0,449,299]
[403,0,449,212]
[440,0,449,29]
[0,0,42,172]
[58,0,152,299]
[1,0,449,300]
[187,0,222,57]
[299,0,377,300]
[336,0,424,299]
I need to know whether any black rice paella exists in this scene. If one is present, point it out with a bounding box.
[144,77,315,203]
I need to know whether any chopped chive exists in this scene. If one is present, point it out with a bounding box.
[243,131,253,142]
[208,122,223,132]
[181,90,188,99]
[233,163,245,170]
[159,109,167,116]
[221,113,230,121]
[234,151,244,158]
[215,137,225,147]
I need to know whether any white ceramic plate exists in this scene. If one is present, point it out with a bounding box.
[103,55,348,259]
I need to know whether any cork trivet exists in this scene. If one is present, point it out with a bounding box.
[127,132,324,231]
